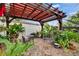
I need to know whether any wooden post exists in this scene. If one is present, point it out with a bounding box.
[5,4,10,38]
[58,19,62,30]
[5,12,10,37]
[40,22,44,38]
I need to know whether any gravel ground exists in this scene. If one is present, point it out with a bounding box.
[24,38,79,56]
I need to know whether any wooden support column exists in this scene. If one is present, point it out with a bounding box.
[4,3,10,38]
[58,19,62,30]
[5,15,15,39]
[40,22,44,38]
[5,12,10,37]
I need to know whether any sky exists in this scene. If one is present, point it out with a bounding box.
[48,3,79,26]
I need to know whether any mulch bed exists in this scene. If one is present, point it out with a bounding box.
[24,38,79,56]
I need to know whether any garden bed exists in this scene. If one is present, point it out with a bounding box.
[24,38,79,56]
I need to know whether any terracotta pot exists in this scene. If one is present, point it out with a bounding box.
[0,43,6,56]
[10,33,19,43]
[68,43,76,50]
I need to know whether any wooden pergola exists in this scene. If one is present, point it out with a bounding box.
[1,3,67,37]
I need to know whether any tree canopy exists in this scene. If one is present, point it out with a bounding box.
[63,11,79,26]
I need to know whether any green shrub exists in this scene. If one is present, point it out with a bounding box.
[8,23,25,34]
[0,35,33,56]
[62,31,79,43]
[53,30,79,49]
[7,23,25,42]
[6,41,33,56]
[41,23,57,38]
[54,31,70,49]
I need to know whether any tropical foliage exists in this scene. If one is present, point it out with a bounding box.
[42,22,79,49]
[8,23,25,35]
[0,35,33,56]
[41,23,56,38]
[7,23,25,42]
[53,30,79,49]
[0,22,34,56]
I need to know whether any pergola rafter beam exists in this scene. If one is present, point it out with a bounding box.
[35,4,53,20]
[10,16,39,22]
[23,3,53,20]
[36,13,48,20]
[26,4,42,17]
[21,4,27,17]
[38,14,52,21]
[12,3,15,16]
[32,3,64,17]
[32,11,43,20]
[41,15,57,23]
